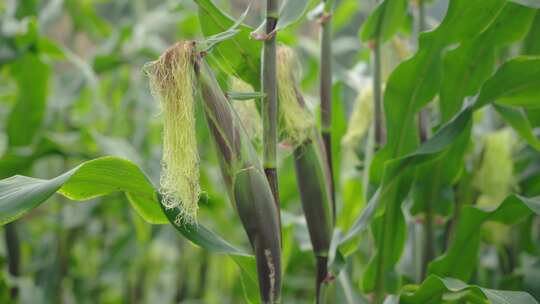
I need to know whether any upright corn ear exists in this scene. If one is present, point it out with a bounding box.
[474,128,515,206]
[342,86,374,148]
[277,45,334,299]
[145,42,200,224]
[293,133,334,256]
[196,55,282,303]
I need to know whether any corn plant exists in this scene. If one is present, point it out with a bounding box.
[2,0,540,303]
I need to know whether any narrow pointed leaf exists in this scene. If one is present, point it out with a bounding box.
[475,56,540,109]
[0,156,250,256]
[194,0,260,88]
[494,104,540,151]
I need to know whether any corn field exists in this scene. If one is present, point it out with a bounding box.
[1,0,540,303]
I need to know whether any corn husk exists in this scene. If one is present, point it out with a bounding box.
[197,58,282,303]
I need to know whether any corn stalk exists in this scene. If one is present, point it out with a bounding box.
[294,131,335,303]
[320,0,336,209]
[4,222,20,298]
[262,0,280,212]
[416,0,434,279]
[372,30,384,147]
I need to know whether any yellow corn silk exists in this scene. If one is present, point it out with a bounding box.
[474,128,516,245]
[230,78,262,144]
[474,128,515,206]
[145,42,200,224]
[342,86,374,148]
[276,46,315,147]
[337,86,374,233]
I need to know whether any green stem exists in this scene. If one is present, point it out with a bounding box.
[373,38,384,147]
[4,222,20,299]
[418,0,426,33]
[320,0,336,214]
[262,0,280,213]
[317,3,336,302]
[315,256,329,304]
[421,203,434,279]
[417,0,433,280]
[372,2,386,301]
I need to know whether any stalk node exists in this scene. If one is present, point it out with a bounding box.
[368,40,377,50]
[251,29,277,41]
[317,12,333,25]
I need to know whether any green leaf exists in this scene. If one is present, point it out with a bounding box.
[411,3,535,232]
[276,0,312,30]
[227,91,265,101]
[360,0,408,42]
[251,0,313,40]
[92,53,125,73]
[523,12,540,55]
[194,0,261,88]
[160,198,249,256]
[197,5,249,53]
[0,137,62,179]
[0,157,162,225]
[330,107,473,280]
[429,194,540,281]
[439,3,536,122]
[6,53,50,147]
[384,0,505,158]
[509,0,540,8]
[361,3,524,294]
[475,56,540,109]
[362,179,408,293]
[494,104,540,151]
[231,255,259,303]
[0,156,250,256]
[361,104,474,294]
[399,275,538,304]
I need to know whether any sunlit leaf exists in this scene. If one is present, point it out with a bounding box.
[475,56,540,109]
[0,156,250,256]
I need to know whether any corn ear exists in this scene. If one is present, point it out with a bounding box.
[293,132,334,257]
[277,46,334,301]
[197,56,282,303]
[342,86,374,148]
[276,46,334,256]
[474,128,515,206]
